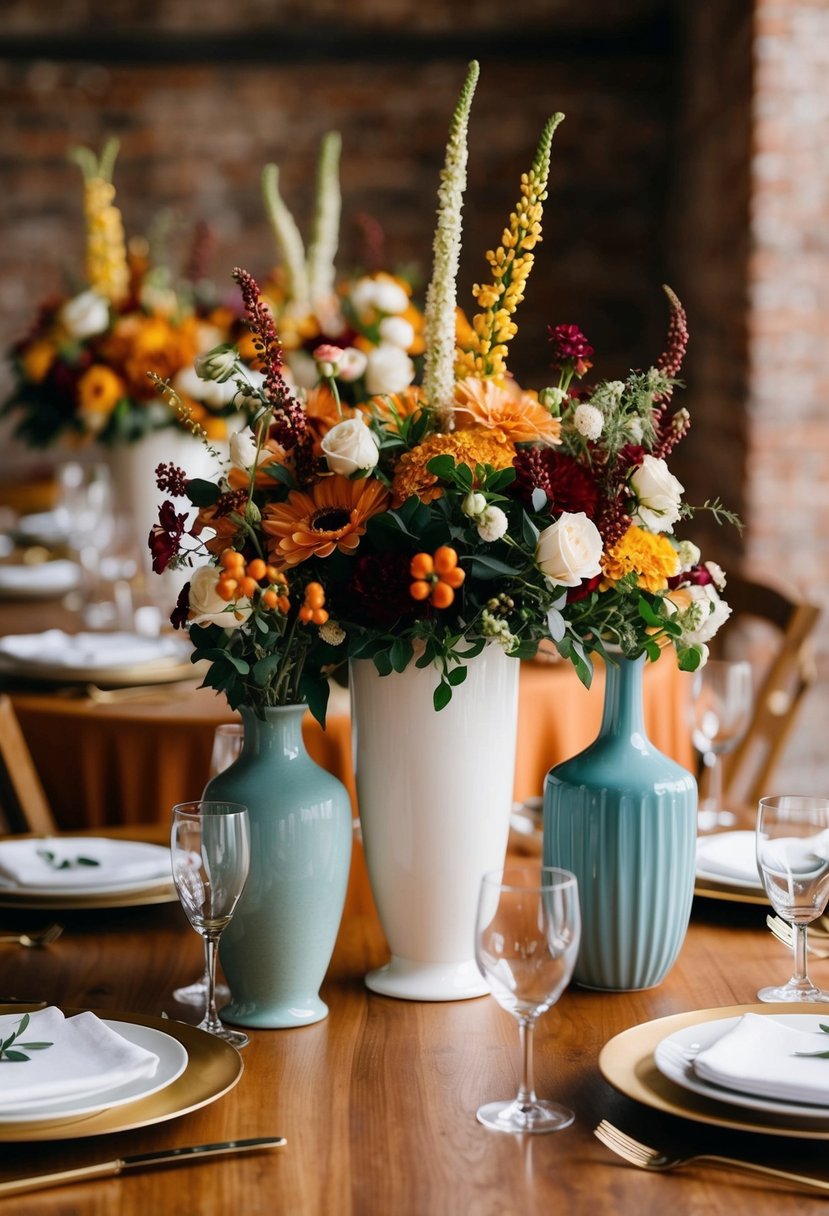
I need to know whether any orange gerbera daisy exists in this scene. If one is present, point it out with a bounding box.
[361,385,425,433]
[76,364,126,428]
[452,376,562,446]
[304,385,355,450]
[601,525,680,594]
[262,474,390,568]
[391,429,515,507]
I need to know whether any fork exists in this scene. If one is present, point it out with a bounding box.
[767,914,829,959]
[0,923,64,948]
[593,1120,829,1192]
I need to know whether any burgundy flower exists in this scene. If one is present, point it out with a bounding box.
[155,462,189,497]
[512,449,600,519]
[340,553,415,630]
[170,581,191,630]
[149,500,189,574]
[566,573,602,603]
[547,324,594,376]
[669,563,715,590]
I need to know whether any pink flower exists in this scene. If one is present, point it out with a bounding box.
[313,344,346,376]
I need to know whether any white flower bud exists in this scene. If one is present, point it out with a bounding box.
[59,290,110,341]
[194,345,238,384]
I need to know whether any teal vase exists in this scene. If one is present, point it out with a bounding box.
[543,655,697,991]
[205,704,352,1028]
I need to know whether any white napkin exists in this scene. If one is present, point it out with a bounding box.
[0,630,183,669]
[695,830,761,885]
[0,1007,159,1111]
[14,510,71,545]
[0,562,80,593]
[0,837,172,889]
[694,1012,829,1105]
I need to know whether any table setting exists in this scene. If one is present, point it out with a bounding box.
[0,835,177,909]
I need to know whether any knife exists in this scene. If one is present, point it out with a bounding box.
[0,1136,287,1198]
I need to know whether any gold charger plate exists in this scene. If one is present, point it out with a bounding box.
[0,880,178,911]
[0,1006,243,1141]
[0,655,203,690]
[693,878,768,906]
[599,1002,829,1139]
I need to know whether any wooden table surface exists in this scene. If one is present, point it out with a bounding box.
[1,830,828,1216]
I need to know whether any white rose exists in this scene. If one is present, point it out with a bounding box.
[536,512,603,587]
[229,426,259,471]
[378,316,415,349]
[350,276,409,316]
[677,585,732,645]
[174,365,237,409]
[476,506,508,543]
[630,454,684,533]
[364,344,415,395]
[320,417,379,476]
[194,345,238,384]
[337,347,368,383]
[188,565,252,629]
[573,403,603,440]
[59,290,110,340]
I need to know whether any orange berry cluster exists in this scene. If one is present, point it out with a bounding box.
[409,546,465,609]
[216,549,289,613]
[299,581,329,625]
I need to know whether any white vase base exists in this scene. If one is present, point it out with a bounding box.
[365,955,489,1001]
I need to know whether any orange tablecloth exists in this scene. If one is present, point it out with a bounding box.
[9,655,692,830]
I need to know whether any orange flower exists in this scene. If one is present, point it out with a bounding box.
[102,314,199,398]
[262,474,390,567]
[193,489,250,557]
[22,339,57,384]
[76,364,126,427]
[601,525,680,594]
[452,376,562,446]
[304,384,355,451]
[361,385,425,433]
[227,436,293,491]
[391,429,515,508]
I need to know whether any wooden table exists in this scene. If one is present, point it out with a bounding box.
[0,834,827,1215]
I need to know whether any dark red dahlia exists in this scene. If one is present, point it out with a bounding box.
[547,324,594,376]
[668,563,715,590]
[512,449,601,519]
[566,573,602,603]
[340,553,416,630]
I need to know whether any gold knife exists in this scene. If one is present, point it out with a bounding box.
[0,1136,287,1197]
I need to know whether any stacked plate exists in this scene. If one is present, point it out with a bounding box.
[0,837,177,910]
[0,560,81,600]
[0,630,194,687]
[694,830,767,904]
[600,1004,829,1138]
[0,1005,243,1141]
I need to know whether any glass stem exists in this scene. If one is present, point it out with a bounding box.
[792,923,811,986]
[707,751,723,812]
[516,1017,537,1110]
[203,933,222,1032]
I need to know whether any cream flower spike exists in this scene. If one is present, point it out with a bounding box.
[306,131,342,314]
[262,161,312,319]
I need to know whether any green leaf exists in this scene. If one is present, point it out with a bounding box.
[389,638,413,674]
[426,454,457,481]
[468,554,520,579]
[16,1014,29,1036]
[186,478,221,507]
[253,654,281,683]
[264,462,297,488]
[300,673,330,729]
[530,487,548,512]
[373,650,393,678]
[521,511,540,548]
[2,1050,30,1062]
[454,462,473,490]
[17,1041,52,1050]
[433,681,452,711]
[547,607,565,643]
[637,596,665,628]
[446,665,467,687]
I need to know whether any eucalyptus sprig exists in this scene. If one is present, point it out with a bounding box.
[37,848,100,871]
[0,1013,53,1063]
[794,1022,829,1058]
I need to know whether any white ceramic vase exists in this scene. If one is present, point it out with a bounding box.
[350,644,520,1001]
[107,427,224,612]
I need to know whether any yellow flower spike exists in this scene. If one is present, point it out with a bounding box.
[70,141,129,306]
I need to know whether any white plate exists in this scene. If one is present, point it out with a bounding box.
[0,561,81,600]
[0,838,172,896]
[654,1013,829,1120]
[695,831,765,892]
[0,1021,188,1124]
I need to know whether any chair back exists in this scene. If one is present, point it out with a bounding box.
[0,695,57,834]
[715,574,821,808]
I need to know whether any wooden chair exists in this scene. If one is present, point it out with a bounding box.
[713,573,821,808]
[0,694,57,834]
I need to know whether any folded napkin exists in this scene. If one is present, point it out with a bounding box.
[695,830,761,885]
[14,510,71,545]
[694,1012,829,1105]
[0,630,183,669]
[0,561,80,593]
[0,837,171,889]
[0,1007,159,1112]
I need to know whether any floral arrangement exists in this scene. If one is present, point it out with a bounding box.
[1,140,245,448]
[148,61,736,725]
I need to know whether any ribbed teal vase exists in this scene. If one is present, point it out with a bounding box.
[543,655,697,991]
[205,704,352,1028]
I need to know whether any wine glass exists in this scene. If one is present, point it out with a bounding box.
[55,461,116,624]
[171,799,251,1047]
[756,794,829,1003]
[475,865,580,1133]
[688,658,753,831]
[173,725,244,1006]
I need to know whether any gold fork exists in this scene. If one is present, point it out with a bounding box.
[767,914,829,959]
[594,1120,829,1192]
[0,923,64,949]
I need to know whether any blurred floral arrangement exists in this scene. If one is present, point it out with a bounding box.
[148,61,737,724]
[1,140,246,448]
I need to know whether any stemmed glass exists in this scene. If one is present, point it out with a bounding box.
[475,865,580,1133]
[688,659,753,831]
[171,799,251,1048]
[756,794,829,1003]
[173,724,244,1007]
[55,461,116,623]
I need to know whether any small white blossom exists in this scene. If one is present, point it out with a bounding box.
[630,455,684,533]
[337,347,368,383]
[350,276,409,316]
[378,315,415,349]
[364,344,415,395]
[704,561,727,591]
[573,403,603,440]
[319,619,346,646]
[59,290,110,340]
[229,427,260,471]
[476,506,508,543]
[461,491,487,519]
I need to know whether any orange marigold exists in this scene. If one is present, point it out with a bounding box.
[391,429,515,508]
[261,474,390,567]
[76,364,126,426]
[601,525,680,594]
[452,376,561,446]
